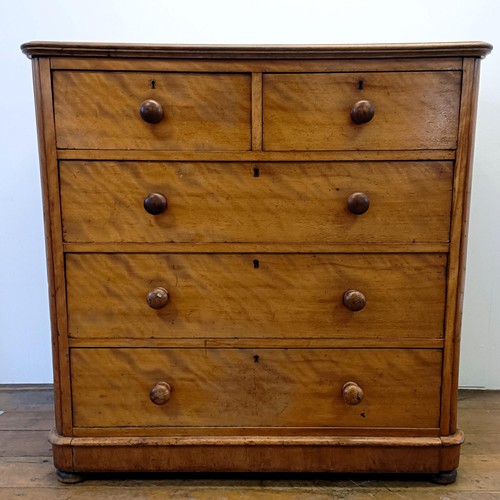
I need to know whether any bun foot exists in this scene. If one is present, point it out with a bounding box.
[56,470,84,484]
[431,469,458,484]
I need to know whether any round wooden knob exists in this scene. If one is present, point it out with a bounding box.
[139,99,164,124]
[343,289,366,311]
[342,381,364,406]
[150,381,171,405]
[144,193,167,215]
[147,287,169,309]
[351,100,375,124]
[347,192,370,215]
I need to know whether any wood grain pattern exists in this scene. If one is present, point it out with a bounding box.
[264,72,461,151]
[48,56,465,73]
[53,71,251,150]
[32,58,73,437]
[65,253,447,340]
[60,161,453,244]
[69,444,446,473]
[251,73,263,150]
[70,348,442,429]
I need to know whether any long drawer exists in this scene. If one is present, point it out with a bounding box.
[60,161,453,244]
[263,71,461,150]
[66,253,447,340]
[52,71,251,150]
[71,348,442,429]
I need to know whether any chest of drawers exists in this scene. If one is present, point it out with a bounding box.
[22,41,491,483]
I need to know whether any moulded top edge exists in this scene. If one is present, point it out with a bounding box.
[21,41,493,59]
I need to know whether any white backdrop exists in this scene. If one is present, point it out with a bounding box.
[1,0,499,387]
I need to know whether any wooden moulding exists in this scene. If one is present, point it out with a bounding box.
[21,41,492,59]
[62,242,451,254]
[56,150,457,161]
[49,429,464,473]
[68,338,445,349]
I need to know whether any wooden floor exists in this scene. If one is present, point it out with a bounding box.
[0,385,499,499]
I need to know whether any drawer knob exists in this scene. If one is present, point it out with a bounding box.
[342,381,364,406]
[144,193,168,215]
[147,287,169,309]
[343,289,366,311]
[150,381,171,405]
[347,192,370,215]
[351,100,375,124]
[139,99,164,124]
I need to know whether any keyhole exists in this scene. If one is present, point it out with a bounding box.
[253,167,260,177]
[253,259,260,269]
[151,80,156,89]
[358,80,364,90]
[253,355,260,363]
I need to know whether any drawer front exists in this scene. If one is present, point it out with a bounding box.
[71,348,442,429]
[60,161,453,244]
[66,253,447,340]
[53,71,251,150]
[263,72,461,150]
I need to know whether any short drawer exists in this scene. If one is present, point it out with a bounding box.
[263,72,461,150]
[60,161,453,244]
[66,253,447,340]
[52,71,251,150]
[70,348,442,429]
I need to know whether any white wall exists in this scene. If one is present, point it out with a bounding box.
[1,0,499,387]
